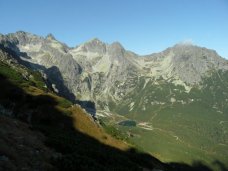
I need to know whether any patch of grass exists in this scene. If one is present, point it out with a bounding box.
[28,71,46,90]
[101,121,128,141]
[0,63,24,84]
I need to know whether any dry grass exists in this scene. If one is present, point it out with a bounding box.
[70,105,129,150]
[23,85,130,151]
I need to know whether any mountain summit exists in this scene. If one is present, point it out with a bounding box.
[140,44,228,84]
[46,33,56,40]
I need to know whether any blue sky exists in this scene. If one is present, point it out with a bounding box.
[0,0,228,58]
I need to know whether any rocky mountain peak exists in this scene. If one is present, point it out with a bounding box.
[3,31,43,47]
[107,42,125,59]
[169,44,224,63]
[14,31,40,40]
[46,33,56,40]
[110,41,124,50]
[164,44,228,84]
[88,38,102,44]
[15,31,30,36]
[78,38,106,54]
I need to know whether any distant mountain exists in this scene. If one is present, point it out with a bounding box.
[0,31,228,170]
[140,43,228,84]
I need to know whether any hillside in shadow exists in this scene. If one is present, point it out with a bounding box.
[0,72,160,170]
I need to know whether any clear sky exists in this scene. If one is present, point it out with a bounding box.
[0,0,228,58]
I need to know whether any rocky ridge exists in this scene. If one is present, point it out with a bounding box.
[0,31,227,111]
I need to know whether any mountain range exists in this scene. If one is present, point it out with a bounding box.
[0,31,228,170]
[1,31,227,106]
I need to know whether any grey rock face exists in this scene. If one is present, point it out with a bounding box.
[80,38,106,54]
[167,44,228,84]
[0,32,227,111]
[140,44,228,84]
[0,32,82,101]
